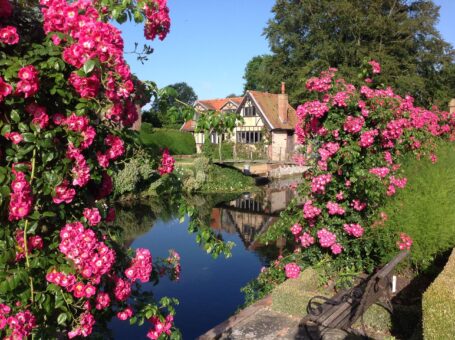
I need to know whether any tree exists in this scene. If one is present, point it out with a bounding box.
[245,0,455,107]
[242,55,278,93]
[142,82,197,128]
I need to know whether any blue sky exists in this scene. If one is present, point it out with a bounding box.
[121,0,455,100]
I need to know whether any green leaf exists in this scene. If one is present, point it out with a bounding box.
[83,59,96,74]
[57,313,68,325]
[10,110,20,123]
[22,133,35,143]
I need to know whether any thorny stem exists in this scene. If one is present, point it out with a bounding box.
[23,147,37,303]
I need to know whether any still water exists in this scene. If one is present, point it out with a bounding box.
[110,179,299,339]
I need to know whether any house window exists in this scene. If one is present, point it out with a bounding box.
[244,106,256,117]
[223,109,236,114]
[210,132,222,144]
[236,131,262,144]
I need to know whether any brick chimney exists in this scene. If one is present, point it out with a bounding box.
[278,82,288,123]
[450,98,455,114]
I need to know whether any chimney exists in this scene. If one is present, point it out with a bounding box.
[450,98,455,114]
[278,82,288,123]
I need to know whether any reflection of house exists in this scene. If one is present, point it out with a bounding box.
[209,185,300,249]
[181,84,298,161]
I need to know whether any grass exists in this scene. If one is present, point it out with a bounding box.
[139,122,196,155]
[377,141,455,271]
[200,164,256,193]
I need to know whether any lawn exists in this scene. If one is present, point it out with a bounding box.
[139,122,196,155]
[376,141,455,271]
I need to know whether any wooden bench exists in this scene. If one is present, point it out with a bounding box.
[299,251,409,339]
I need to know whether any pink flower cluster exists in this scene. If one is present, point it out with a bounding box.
[0,304,36,340]
[97,135,125,168]
[290,223,302,235]
[303,200,321,219]
[326,201,345,215]
[114,277,132,301]
[343,223,364,238]
[4,131,23,144]
[397,233,413,250]
[68,312,95,339]
[284,262,301,279]
[117,307,133,321]
[83,207,102,226]
[46,271,98,299]
[125,248,153,283]
[0,76,13,101]
[299,232,315,248]
[343,115,365,134]
[66,144,91,187]
[368,60,381,74]
[9,170,33,221]
[69,73,100,98]
[351,199,367,211]
[369,167,390,178]
[95,292,110,310]
[15,230,43,261]
[297,100,329,119]
[305,68,337,92]
[158,148,175,175]
[317,228,342,254]
[16,65,39,98]
[25,103,49,129]
[165,249,181,281]
[311,174,332,194]
[0,26,19,45]
[147,314,174,340]
[40,0,142,127]
[318,142,340,170]
[359,129,378,148]
[144,0,171,41]
[53,180,76,204]
[59,222,115,284]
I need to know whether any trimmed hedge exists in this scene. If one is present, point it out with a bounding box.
[422,248,455,339]
[139,122,196,155]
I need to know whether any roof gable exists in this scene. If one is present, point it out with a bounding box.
[238,91,297,130]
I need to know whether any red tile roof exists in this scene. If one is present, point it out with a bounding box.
[195,97,243,112]
[180,119,196,132]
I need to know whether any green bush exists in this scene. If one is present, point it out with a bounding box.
[423,249,455,340]
[139,122,196,155]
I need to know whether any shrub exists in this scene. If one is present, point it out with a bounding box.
[0,1,182,338]
[260,61,455,280]
[139,123,196,155]
[423,249,455,339]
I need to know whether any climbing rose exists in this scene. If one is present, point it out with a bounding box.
[158,148,175,175]
[368,60,381,74]
[83,208,101,226]
[284,263,301,279]
[0,26,19,45]
[397,233,413,250]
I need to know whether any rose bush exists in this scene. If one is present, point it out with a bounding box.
[257,61,454,287]
[0,1,184,339]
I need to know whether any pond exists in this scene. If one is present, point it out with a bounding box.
[109,178,300,339]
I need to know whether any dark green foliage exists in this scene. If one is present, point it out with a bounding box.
[245,0,455,107]
[139,123,196,155]
[142,82,197,128]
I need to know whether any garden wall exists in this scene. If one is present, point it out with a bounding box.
[422,248,455,339]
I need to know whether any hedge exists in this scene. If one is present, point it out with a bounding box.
[139,122,196,155]
[422,248,455,339]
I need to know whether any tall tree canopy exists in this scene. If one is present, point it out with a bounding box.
[142,82,197,127]
[244,0,455,107]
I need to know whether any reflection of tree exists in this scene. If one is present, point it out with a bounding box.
[115,202,157,246]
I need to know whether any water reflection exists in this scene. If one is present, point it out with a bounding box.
[111,179,300,339]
